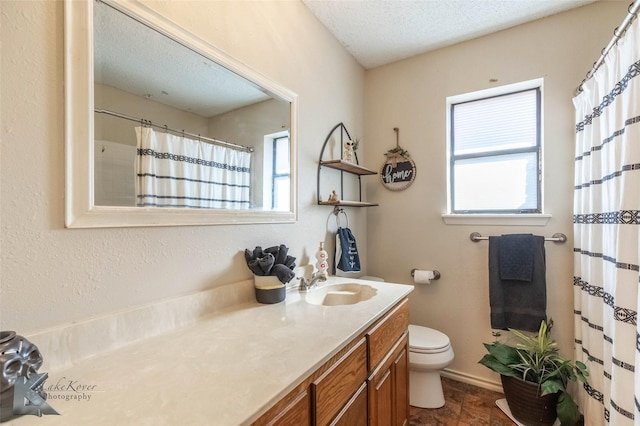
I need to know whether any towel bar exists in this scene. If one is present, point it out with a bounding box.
[333,207,349,227]
[469,232,567,243]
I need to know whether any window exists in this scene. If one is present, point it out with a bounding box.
[447,81,542,214]
[263,132,290,211]
[271,135,290,210]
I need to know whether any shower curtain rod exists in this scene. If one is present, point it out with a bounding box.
[94,108,254,152]
[577,0,640,94]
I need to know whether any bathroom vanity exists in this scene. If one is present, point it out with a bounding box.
[253,296,410,426]
[11,278,413,425]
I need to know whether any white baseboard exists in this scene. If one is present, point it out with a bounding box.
[440,368,504,393]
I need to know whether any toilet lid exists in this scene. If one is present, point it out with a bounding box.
[409,325,450,354]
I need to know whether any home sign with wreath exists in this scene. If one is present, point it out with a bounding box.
[380,127,416,191]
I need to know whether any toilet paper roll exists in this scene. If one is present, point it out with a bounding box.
[413,270,436,284]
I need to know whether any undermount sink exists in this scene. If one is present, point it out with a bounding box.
[305,283,377,306]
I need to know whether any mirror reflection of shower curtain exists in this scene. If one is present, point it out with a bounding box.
[135,127,251,209]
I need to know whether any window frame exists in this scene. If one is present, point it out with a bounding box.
[270,134,290,210]
[446,79,544,216]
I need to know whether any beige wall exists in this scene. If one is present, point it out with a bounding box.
[364,1,626,387]
[95,83,212,146]
[1,0,365,333]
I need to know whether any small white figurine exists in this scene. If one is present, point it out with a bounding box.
[343,140,356,163]
[328,190,339,203]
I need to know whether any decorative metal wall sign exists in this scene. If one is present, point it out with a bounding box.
[380,127,416,191]
[380,158,416,191]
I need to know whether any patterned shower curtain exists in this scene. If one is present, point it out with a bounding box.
[573,16,640,426]
[135,127,251,209]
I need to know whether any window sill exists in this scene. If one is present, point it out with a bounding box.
[441,213,552,226]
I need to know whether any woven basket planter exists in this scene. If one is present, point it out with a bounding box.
[501,375,559,426]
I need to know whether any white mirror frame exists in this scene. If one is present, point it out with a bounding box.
[64,0,298,228]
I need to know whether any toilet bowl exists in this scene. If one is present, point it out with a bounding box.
[408,324,454,409]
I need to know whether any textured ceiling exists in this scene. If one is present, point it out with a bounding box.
[95,0,598,114]
[303,0,598,69]
[94,1,271,118]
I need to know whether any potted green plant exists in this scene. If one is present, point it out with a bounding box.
[479,319,588,426]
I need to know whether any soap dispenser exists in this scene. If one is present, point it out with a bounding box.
[316,242,328,276]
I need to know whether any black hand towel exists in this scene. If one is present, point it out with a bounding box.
[271,264,296,284]
[284,255,296,269]
[247,253,275,276]
[336,227,361,273]
[264,245,289,265]
[498,234,535,281]
[489,235,546,332]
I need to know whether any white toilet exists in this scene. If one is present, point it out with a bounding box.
[408,324,455,408]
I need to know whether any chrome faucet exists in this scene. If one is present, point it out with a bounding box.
[298,271,327,292]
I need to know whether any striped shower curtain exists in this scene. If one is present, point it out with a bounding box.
[573,16,640,426]
[135,127,251,209]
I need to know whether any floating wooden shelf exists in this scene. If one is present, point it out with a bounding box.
[320,160,377,176]
[318,200,379,207]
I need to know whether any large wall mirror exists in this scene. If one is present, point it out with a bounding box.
[65,0,297,227]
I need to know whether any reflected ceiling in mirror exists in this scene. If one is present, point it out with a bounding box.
[64,0,297,227]
[94,2,271,118]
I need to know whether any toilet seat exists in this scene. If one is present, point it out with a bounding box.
[409,325,451,354]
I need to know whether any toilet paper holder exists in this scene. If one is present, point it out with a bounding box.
[410,269,441,280]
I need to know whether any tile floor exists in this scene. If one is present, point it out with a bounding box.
[408,377,514,426]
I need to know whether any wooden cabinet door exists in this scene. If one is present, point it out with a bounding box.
[330,382,367,426]
[368,363,394,426]
[393,340,409,426]
[367,332,409,426]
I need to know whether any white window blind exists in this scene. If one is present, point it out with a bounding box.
[449,87,541,213]
[272,135,290,211]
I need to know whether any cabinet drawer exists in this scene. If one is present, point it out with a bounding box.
[366,298,409,371]
[312,337,367,426]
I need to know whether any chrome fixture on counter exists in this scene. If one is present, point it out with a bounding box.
[298,272,327,292]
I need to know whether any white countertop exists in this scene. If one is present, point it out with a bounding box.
[9,278,413,426]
